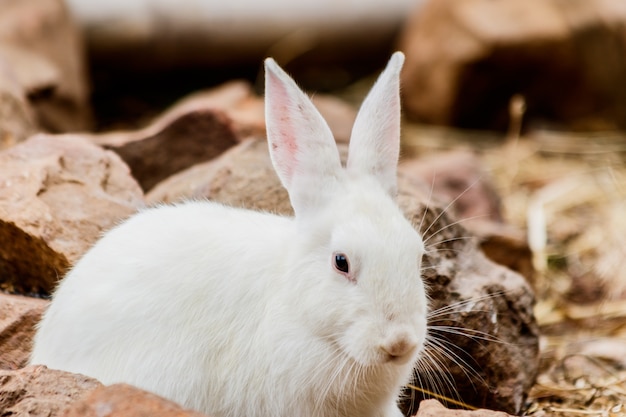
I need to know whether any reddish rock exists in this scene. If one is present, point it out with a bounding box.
[398,0,626,130]
[62,384,209,417]
[0,293,48,370]
[92,81,357,193]
[397,173,538,414]
[310,94,357,144]
[0,134,144,295]
[0,49,38,149]
[146,139,291,212]
[0,365,102,417]
[88,83,253,191]
[415,400,513,417]
[147,134,539,414]
[399,151,533,282]
[399,151,503,224]
[0,0,92,132]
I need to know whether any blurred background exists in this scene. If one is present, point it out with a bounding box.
[3,0,623,134]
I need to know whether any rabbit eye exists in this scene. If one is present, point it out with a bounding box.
[333,253,350,274]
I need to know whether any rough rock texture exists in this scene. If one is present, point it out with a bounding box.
[0,0,92,132]
[62,384,210,417]
[0,51,38,149]
[0,365,102,417]
[146,139,292,210]
[397,173,538,414]
[87,83,255,192]
[415,400,513,417]
[398,0,626,130]
[0,134,144,295]
[147,138,539,414]
[88,81,357,193]
[0,293,48,370]
[399,150,533,282]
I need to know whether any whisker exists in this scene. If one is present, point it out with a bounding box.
[405,384,478,410]
[418,172,438,234]
[420,176,485,241]
[424,336,486,388]
[422,214,490,246]
[428,325,509,346]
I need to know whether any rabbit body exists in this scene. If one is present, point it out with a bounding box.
[31,52,427,417]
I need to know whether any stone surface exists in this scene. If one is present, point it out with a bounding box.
[88,83,252,191]
[398,0,626,130]
[415,400,513,417]
[0,134,144,295]
[0,365,102,417]
[147,137,539,414]
[0,0,92,132]
[62,384,210,417]
[0,51,38,150]
[399,150,503,224]
[0,293,48,370]
[146,139,291,210]
[399,150,533,282]
[397,174,539,413]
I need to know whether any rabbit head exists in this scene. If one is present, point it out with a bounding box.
[264,53,428,371]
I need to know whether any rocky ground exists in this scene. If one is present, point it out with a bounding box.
[1,0,625,416]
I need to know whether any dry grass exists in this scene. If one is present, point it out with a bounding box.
[401,121,626,416]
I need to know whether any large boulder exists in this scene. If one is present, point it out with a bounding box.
[398,0,626,130]
[0,0,92,132]
[0,134,144,295]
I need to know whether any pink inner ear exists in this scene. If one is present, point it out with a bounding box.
[267,73,300,186]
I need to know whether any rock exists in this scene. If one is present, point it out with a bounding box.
[310,94,357,144]
[0,50,38,150]
[415,399,513,417]
[0,365,102,417]
[147,136,539,414]
[398,0,626,130]
[399,151,503,224]
[87,83,255,191]
[62,384,210,417]
[398,150,533,282]
[146,139,291,211]
[397,175,539,413]
[0,293,48,370]
[0,0,92,132]
[0,134,144,295]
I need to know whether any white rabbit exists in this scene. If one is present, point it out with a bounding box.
[31,52,427,417]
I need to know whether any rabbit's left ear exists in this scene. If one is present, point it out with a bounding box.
[347,52,404,197]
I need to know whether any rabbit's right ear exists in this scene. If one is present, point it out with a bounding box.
[264,58,342,218]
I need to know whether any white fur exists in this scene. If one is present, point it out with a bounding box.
[31,52,427,417]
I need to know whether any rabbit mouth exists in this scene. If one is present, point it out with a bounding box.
[384,350,418,366]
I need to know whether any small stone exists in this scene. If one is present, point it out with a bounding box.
[415,399,514,417]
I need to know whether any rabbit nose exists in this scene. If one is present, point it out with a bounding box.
[381,333,418,362]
